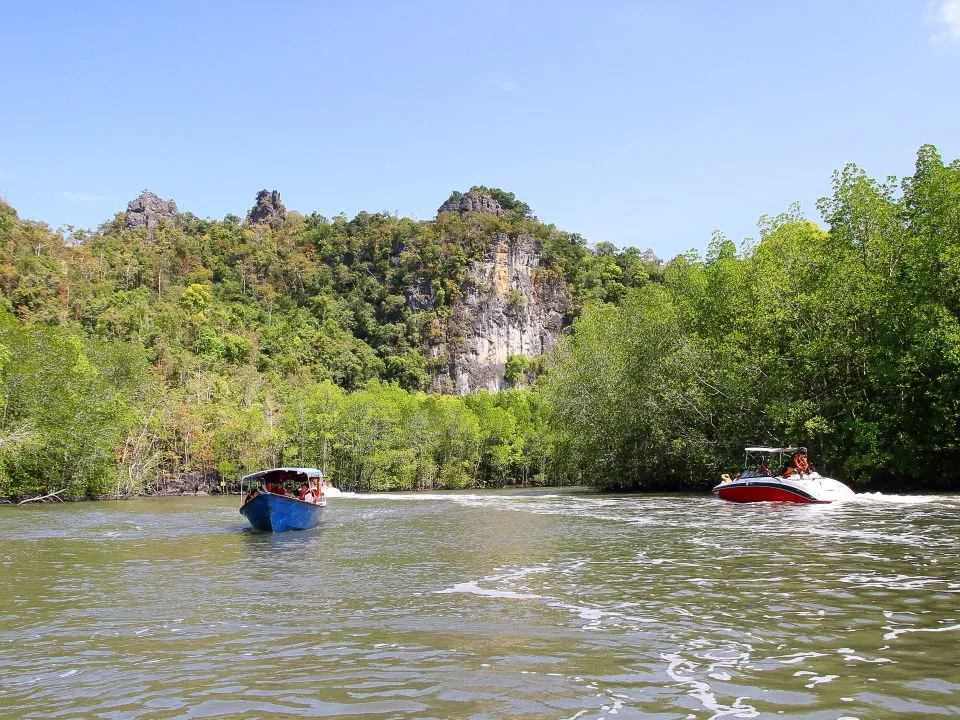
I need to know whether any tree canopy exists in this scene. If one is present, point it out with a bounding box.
[3,146,960,498]
[0,187,638,498]
[544,146,960,490]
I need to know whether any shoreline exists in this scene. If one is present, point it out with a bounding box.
[1,485,594,504]
[4,482,957,506]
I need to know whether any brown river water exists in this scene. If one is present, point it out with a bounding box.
[1,489,958,719]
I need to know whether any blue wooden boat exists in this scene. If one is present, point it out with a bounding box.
[239,467,327,532]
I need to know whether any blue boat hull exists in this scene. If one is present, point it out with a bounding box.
[239,492,323,532]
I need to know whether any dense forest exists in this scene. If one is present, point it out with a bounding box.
[0,184,653,499]
[2,145,959,499]
[545,145,960,491]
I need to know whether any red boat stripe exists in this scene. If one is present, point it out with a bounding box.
[715,482,828,504]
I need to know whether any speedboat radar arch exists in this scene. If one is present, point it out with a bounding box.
[713,447,854,504]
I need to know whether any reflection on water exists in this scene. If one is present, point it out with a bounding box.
[1,491,959,719]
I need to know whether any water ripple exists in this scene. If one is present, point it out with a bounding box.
[1,491,959,718]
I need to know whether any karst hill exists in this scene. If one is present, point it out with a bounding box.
[0,187,657,394]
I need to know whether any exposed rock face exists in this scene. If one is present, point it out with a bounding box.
[437,191,505,218]
[406,277,436,313]
[247,190,286,225]
[429,232,569,394]
[124,190,178,238]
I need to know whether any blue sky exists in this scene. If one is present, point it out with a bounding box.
[2,1,959,260]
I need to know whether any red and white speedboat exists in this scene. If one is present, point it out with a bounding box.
[713,447,854,504]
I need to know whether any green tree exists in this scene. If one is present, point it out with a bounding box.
[0,317,141,498]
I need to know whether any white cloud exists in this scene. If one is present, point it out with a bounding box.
[64,191,117,204]
[931,0,960,43]
[496,79,519,93]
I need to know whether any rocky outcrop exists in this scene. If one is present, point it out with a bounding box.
[429,232,569,394]
[437,190,505,218]
[124,190,178,238]
[247,190,286,225]
[406,277,436,312]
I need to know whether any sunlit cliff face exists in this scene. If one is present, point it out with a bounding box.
[431,232,569,394]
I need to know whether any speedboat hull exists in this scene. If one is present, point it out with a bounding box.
[714,474,854,504]
[240,491,324,532]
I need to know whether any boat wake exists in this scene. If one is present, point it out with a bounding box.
[852,492,949,505]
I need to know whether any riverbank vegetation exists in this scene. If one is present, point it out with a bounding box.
[545,145,960,491]
[0,188,607,499]
[2,145,959,499]
[0,318,562,496]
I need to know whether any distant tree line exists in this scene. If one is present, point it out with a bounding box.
[2,149,960,499]
[0,319,564,496]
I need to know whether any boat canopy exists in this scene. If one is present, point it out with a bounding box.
[744,447,807,454]
[241,467,324,484]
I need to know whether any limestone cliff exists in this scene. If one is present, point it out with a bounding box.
[437,190,506,218]
[124,190,178,239]
[428,231,569,394]
[247,189,287,225]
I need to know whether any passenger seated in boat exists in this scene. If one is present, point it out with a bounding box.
[298,480,321,503]
[265,479,285,495]
[758,463,769,475]
[243,488,259,505]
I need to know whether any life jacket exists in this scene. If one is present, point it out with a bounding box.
[299,483,321,503]
[793,454,810,475]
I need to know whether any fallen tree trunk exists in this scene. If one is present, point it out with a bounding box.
[18,489,67,505]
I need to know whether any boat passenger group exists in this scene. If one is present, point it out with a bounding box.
[244,473,325,505]
[720,450,814,483]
